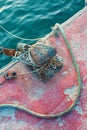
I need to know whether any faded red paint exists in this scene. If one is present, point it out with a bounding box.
[0,8,87,130]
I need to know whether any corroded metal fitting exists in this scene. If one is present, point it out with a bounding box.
[4,71,17,80]
[17,43,63,82]
[26,43,63,82]
[1,43,63,82]
[29,43,57,67]
[32,55,63,82]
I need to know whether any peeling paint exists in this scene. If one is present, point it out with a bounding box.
[0,108,16,121]
[62,71,68,76]
[64,86,77,101]
[57,117,65,127]
[74,105,83,115]
[0,7,87,130]
[0,121,28,130]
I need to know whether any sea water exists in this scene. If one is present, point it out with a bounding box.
[0,0,85,68]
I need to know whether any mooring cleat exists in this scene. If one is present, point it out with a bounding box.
[1,43,63,82]
[29,43,57,67]
[25,43,63,82]
[15,43,63,82]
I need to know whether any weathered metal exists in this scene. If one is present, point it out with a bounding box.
[4,71,17,80]
[3,43,62,82]
[27,43,63,82]
[0,43,63,82]
[30,55,63,82]
[0,7,87,130]
[3,48,16,56]
[0,48,21,57]
[17,43,31,51]
[29,43,57,67]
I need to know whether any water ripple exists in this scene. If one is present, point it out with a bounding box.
[0,0,85,67]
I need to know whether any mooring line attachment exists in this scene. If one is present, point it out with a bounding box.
[0,25,42,41]
[0,23,82,119]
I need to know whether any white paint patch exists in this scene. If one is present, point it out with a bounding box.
[64,86,77,101]
[0,121,28,130]
[71,42,81,50]
[74,105,83,115]
[62,71,68,76]
[31,87,45,101]
[0,106,28,129]
[81,118,87,130]
[0,108,16,121]
[56,117,65,127]
[35,119,45,128]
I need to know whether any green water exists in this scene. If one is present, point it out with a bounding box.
[0,0,85,68]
